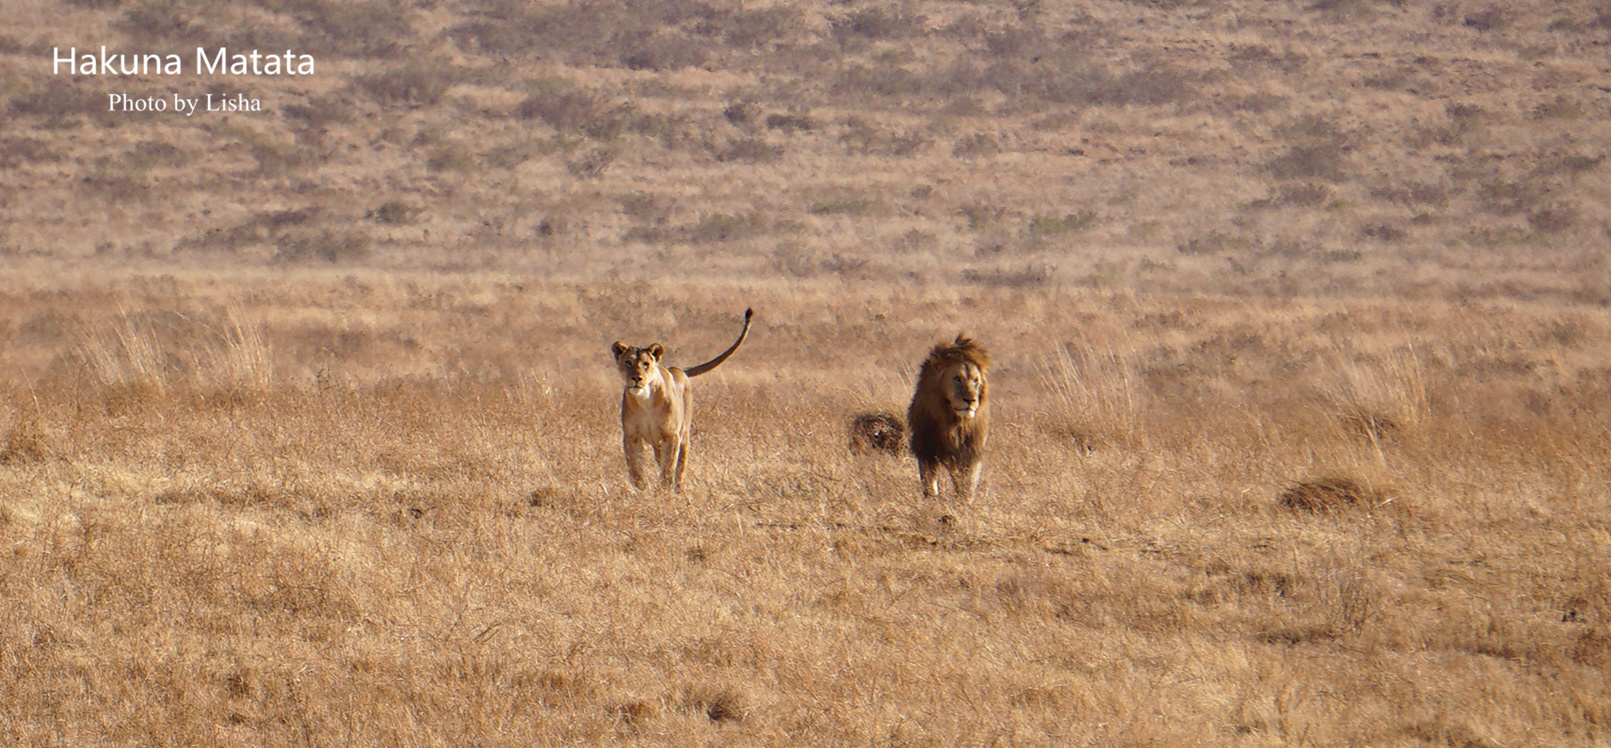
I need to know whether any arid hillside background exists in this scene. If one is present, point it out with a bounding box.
[1,0,1610,746]
[3,0,1611,297]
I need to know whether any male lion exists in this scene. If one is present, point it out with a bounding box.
[610,308,752,491]
[907,335,990,500]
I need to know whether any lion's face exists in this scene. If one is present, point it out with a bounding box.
[611,342,664,395]
[944,361,987,419]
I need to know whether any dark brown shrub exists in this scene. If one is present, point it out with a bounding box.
[290,0,411,58]
[831,7,926,43]
[1528,204,1579,234]
[1463,6,1512,32]
[620,32,710,71]
[0,138,61,169]
[765,111,816,133]
[0,417,48,465]
[516,90,627,140]
[367,201,421,226]
[274,229,372,264]
[849,412,906,455]
[1279,477,1383,513]
[952,133,1000,159]
[359,61,457,106]
[710,137,784,163]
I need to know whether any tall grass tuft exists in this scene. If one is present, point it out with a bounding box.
[1035,341,1148,451]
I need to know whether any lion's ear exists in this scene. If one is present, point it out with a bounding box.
[611,341,630,359]
[648,343,665,361]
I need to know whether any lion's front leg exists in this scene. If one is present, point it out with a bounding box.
[918,459,942,498]
[950,459,981,502]
[623,435,649,490]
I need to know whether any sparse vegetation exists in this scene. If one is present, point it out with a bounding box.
[0,276,1605,746]
[4,0,1611,744]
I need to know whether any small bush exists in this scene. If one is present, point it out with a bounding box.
[1279,477,1382,514]
[516,90,627,140]
[250,139,305,176]
[722,101,755,126]
[1028,211,1099,235]
[1360,223,1405,242]
[765,111,816,133]
[0,417,48,465]
[426,144,478,173]
[833,65,924,98]
[116,1,215,46]
[620,31,709,71]
[283,95,352,127]
[952,133,1000,159]
[1531,95,1583,120]
[1177,232,1252,256]
[831,7,926,43]
[1528,204,1579,234]
[710,137,784,163]
[809,198,871,215]
[0,137,61,168]
[359,61,456,106]
[839,118,930,156]
[274,229,372,264]
[849,412,905,455]
[367,201,421,226]
[123,140,184,170]
[1478,179,1546,216]
[565,148,617,179]
[686,213,768,243]
[723,6,799,47]
[292,1,411,58]
[1463,6,1512,32]
[1268,143,1350,181]
[961,262,1056,287]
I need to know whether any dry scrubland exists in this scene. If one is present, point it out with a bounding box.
[0,274,1608,745]
[2,0,1611,745]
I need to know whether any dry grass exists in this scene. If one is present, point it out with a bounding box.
[0,272,1606,746]
[3,0,1611,744]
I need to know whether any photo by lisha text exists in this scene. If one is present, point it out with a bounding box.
[53,46,315,76]
[108,92,261,115]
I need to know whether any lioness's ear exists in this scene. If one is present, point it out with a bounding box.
[648,343,665,361]
[611,341,630,359]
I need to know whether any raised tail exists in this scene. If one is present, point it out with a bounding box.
[684,308,753,377]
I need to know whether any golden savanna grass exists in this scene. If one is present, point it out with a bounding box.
[2,0,1611,744]
[0,271,1607,746]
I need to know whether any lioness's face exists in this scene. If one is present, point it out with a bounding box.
[611,342,664,394]
[946,362,986,418]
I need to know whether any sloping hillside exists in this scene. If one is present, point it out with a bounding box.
[3,0,1609,299]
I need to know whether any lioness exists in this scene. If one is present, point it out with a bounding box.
[610,308,753,491]
[907,335,990,500]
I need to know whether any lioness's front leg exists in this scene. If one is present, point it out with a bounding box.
[672,439,689,492]
[658,433,684,491]
[623,435,649,490]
